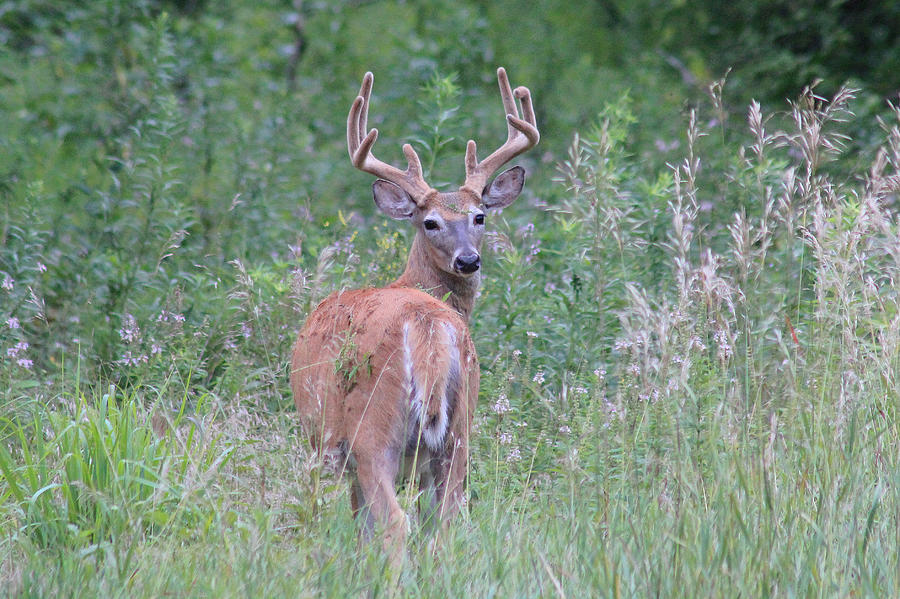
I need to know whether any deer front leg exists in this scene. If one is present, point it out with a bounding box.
[349,477,374,541]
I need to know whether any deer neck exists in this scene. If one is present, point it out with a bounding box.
[390,234,479,321]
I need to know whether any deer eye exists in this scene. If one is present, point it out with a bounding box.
[423,219,440,231]
[474,213,485,226]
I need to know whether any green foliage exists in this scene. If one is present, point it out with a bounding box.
[0,384,231,575]
[2,1,900,596]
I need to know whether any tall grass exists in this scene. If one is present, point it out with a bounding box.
[0,382,233,591]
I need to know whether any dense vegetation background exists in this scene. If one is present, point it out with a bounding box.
[2,1,900,596]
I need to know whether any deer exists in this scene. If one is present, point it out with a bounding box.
[290,67,538,567]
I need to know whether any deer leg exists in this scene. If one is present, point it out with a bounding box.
[432,434,468,525]
[416,453,440,532]
[349,477,375,541]
[354,453,407,571]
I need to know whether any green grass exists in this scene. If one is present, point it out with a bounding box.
[4,369,897,597]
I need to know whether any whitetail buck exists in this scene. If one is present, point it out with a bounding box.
[290,67,538,565]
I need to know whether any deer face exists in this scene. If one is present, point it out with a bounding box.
[372,166,525,276]
[348,66,537,284]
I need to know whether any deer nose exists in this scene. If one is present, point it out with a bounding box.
[454,253,481,274]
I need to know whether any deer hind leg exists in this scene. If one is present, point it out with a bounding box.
[353,453,407,570]
[431,431,468,525]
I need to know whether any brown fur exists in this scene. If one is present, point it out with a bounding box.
[291,287,477,559]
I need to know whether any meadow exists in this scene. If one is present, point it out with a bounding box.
[2,2,899,597]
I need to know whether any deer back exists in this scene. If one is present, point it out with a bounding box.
[291,287,478,465]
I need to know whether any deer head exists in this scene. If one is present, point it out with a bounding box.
[346,68,539,314]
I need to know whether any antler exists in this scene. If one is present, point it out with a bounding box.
[462,67,540,195]
[347,72,434,200]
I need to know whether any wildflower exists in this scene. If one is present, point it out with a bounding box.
[573,386,588,395]
[532,370,545,384]
[614,338,633,351]
[655,138,680,152]
[506,447,522,463]
[120,351,147,367]
[150,343,162,356]
[6,317,20,329]
[717,343,733,362]
[156,310,185,323]
[714,329,733,361]
[499,432,513,445]
[526,331,538,338]
[517,222,535,237]
[594,369,606,381]
[37,262,47,273]
[512,349,522,358]
[627,363,641,377]
[17,358,33,369]
[559,425,571,435]
[6,342,27,358]
[1,275,12,291]
[492,394,511,415]
[118,314,140,343]
[241,322,253,339]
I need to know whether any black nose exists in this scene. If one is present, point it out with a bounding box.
[454,253,481,273]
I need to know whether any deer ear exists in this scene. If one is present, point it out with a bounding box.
[482,166,525,210]
[373,179,417,219]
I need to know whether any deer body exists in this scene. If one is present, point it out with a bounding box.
[291,287,477,542]
[290,67,538,565]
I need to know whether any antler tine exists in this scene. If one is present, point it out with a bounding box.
[463,67,540,195]
[346,72,433,201]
